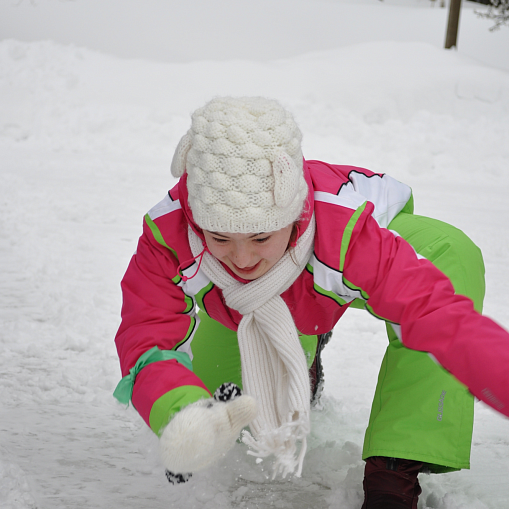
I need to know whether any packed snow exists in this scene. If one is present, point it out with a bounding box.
[1,1,509,508]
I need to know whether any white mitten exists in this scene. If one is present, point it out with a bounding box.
[160,383,257,474]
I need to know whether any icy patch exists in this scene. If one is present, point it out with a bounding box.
[0,455,38,509]
[147,398,366,509]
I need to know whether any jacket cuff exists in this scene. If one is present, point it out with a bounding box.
[149,385,211,436]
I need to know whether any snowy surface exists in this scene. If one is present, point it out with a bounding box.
[1,1,509,508]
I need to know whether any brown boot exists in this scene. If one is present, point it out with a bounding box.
[361,456,423,509]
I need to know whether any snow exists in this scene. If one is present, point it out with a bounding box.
[1,1,509,508]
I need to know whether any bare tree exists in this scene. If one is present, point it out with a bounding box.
[445,0,462,48]
[476,0,509,30]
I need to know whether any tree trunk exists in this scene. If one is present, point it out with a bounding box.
[445,0,462,48]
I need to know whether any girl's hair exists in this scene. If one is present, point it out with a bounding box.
[288,222,300,265]
[287,196,311,265]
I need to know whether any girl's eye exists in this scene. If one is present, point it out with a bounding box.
[254,236,270,244]
[212,237,228,244]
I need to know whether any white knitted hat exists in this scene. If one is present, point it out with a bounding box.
[171,97,308,233]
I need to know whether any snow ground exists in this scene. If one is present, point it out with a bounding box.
[1,1,509,508]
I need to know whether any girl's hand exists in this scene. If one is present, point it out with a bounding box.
[160,384,257,475]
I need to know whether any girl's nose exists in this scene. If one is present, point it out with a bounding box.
[231,243,254,268]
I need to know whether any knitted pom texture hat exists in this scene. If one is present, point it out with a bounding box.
[171,97,308,233]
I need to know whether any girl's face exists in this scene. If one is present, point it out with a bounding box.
[203,224,294,280]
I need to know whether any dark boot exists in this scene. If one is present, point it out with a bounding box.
[361,456,423,509]
[310,330,332,405]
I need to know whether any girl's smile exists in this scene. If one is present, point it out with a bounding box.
[202,225,294,280]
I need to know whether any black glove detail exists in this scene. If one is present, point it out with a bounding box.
[213,382,242,402]
[165,470,192,485]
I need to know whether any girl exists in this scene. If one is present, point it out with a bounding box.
[114,96,509,509]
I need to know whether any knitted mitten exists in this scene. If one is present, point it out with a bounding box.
[160,383,257,475]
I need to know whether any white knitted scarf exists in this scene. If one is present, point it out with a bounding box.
[188,216,315,478]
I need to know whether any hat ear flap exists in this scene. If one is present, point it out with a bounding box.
[273,151,300,208]
[171,133,192,178]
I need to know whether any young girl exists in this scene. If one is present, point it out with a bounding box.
[114,96,509,508]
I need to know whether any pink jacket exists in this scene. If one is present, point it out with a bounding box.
[115,160,509,432]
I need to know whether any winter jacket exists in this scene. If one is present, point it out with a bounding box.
[114,159,509,434]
